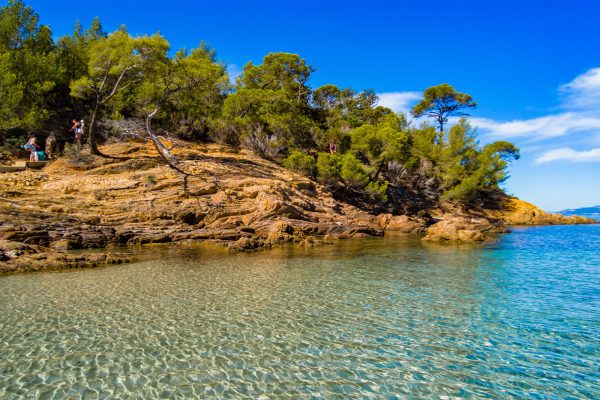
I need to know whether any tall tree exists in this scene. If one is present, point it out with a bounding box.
[157,43,229,139]
[70,29,141,154]
[134,39,228,170]
[85,16,105,41]
[223,52,317,157]
[411,83,477,136]
[0,0,56,131]
[350,113,411,181]
[52,19,103,123]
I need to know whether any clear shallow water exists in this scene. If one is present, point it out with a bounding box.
[0,225,599,399]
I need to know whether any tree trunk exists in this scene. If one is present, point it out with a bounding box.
[145,110,186,174]
[372,161,386,181]
[88,104,101,155]
[437,115,445,145]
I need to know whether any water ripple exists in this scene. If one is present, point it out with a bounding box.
[0,226,599,398]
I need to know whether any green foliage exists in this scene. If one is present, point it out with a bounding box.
[433,120,520,203]
[0,0,56,130]
[316,152,341,184]
[350,113,412,179]
[223,52,317,154]
[340,153,369,189]
[479,141,520,186]
[0,1,520,208]
[442,174,482,203]
[365,180,388,202]
[70,30,141,101]
[283,150,316,178]
[69,29,145,152]
[162,44,229,137]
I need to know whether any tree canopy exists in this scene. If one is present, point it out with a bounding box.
[411,83,477,135]
[0,0,55,130]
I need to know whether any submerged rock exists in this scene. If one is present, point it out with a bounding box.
[0,240,134,275]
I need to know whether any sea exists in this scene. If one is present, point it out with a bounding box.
[0,224,598,398]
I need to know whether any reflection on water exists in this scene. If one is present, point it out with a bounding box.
[0,226,599,398]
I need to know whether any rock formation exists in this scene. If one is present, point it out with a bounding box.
[0,141,595,273]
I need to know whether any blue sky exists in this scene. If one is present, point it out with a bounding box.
[26,0,600,210]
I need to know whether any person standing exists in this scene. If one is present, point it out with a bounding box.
[70,119,82,153]
[45,132,57,159]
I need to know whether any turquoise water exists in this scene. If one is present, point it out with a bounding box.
[0,225,599,399]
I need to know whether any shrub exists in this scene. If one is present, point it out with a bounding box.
[210,120,240,146]
[365,180,389,202]
[441,174,481,203]
[240,125,284,161]
[316,152,341,185]
[340,153,369,189]
[283,150,317,178]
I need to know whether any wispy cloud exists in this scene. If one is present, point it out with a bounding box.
[377,70,600,164]
[376,92,421,115]
[559,67,600,110]
[470,67,600,163]
[471,113,600,140]
[535,147,600,164]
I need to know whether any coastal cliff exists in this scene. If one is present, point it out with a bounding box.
[489,198,596,225]
[0,141,595,274]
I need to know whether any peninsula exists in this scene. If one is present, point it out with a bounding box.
[0,1,595,273]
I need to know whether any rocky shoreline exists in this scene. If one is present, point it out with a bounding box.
[0,141,595,274]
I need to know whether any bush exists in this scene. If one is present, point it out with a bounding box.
[340,153,369,189]
[283,150,317,178]
[316,152,341,185]
[0,144,16,165]
[210,120,240,146]
[240,126,285,161]
[441,174,481,203]
[365,180,389,202]
[145,174,157,185]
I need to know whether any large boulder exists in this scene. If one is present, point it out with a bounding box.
[422,216,499,242]
[382,215,427,234]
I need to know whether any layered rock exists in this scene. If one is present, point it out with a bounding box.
[0,141,394,269]
[0,141,596,274]
[378,214,428,234]
[422,216,508,243]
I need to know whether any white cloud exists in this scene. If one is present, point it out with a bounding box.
[381,69,600,165]
[535,147,600,164]
[469,67,600,163]
[559,67,600,110]
[376,91,421,115]
[471,113,600,140]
